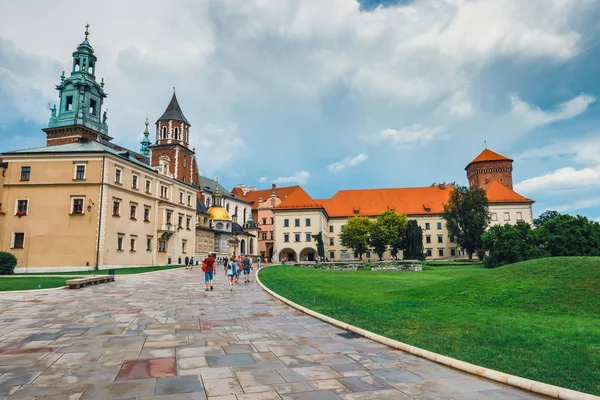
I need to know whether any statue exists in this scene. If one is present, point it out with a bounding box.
[49,104,56,118]
[102,110,108,124]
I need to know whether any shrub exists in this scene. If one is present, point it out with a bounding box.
[0,252,17,275]
[482,221,548,268]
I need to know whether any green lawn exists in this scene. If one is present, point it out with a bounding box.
[259,257,600,396]
[0,278,68,291]
[14,265,184,276]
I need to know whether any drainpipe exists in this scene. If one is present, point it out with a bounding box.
[95,156,106,270]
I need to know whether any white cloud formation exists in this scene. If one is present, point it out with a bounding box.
[273,170,311,185]
[192,123,251,176]
[515,166,600,194]
[552,198,600,213]
[366,124,447,149]
[516,134,600,166]
[258,176,268,183]
[510,94,596,127]
[327,153,368,173]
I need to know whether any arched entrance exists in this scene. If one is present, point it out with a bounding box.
[240,239,246,255]
[279,248,297,262]
[299,247,317,262]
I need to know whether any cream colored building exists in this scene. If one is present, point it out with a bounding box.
[270,149,534,262]
[0,140,197,272]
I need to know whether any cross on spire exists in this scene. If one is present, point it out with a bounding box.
[84,24,90,40]
[484,139,487,149]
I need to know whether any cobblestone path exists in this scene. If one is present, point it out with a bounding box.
[0,268,546,399]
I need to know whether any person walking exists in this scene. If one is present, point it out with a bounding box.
[226,257,235,291]
[234,257,241,284]
[184,256,190,270]
[242,255,252,283]
[203,253,215,291]
[189,256,194,270]
[256,256,261,270]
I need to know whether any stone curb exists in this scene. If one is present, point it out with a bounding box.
[256,266,599,400]
[0,286,68,294]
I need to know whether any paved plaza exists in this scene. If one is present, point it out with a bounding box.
[0,268,547,400]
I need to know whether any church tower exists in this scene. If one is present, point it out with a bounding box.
[140,115,151,157]
[149,90,199,187]
[44,25,111,146]
[466,148,514,190]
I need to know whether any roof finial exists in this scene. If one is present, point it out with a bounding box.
[84,24,90,41]
[173,86,176,94]
[484,139,487,149]
[215,177,220,194]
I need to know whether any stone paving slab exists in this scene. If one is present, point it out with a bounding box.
[0,268,549,399]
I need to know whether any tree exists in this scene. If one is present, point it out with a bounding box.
[442,185,490,261]
[534,210,560,228]
[369,221,389,261]
[404,220,424,260]
[535,215,600,256]
[340,216,371,259]
[0,252,17,275]
[368,210,408,260]
[482,221,548,268]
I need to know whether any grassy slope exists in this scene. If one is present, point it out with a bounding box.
[0,278,68,291]
[259,257,600,395]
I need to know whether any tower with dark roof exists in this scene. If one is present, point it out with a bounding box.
[465,149,514,190]
[150,89,200,187]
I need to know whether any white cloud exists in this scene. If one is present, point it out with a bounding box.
[192,123,251,176]
[515,166,600,194]
[552,198,600,213]
[516,135,600,165]
[273,170,311,185]
[327,153,368,174]
[510,94,595,127]
[595,217,600,223]
[259,176,268,183]
[367,124,447,149]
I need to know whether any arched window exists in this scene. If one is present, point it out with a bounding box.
[235,206,239,217]
[243,209,247,223]
[88,62,94,75]
[162,126,167,139]
[75,58,81,72]
[174,127,179,140]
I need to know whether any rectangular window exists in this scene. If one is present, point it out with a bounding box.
[182,239,187,253]
[270,218,273,224]
[425,223,430,230]
[178,215,183,229]
[160,186,168,199]
[146,180,151,193]
[504,212,510,221]
[166,211,172,225]
[130,204,137,220]
[294,233,301,242]
[329,238,334,245]
[179,192,184,204]
[187,195,192,206]
[12,233,25,249]
[294,219,300,227]
[491,213,498,221]
[451,248,456,257]
[158,240,166,252]
[329,226,334,233]
[115,168,122,184]
[75,165,86,180]
[438,249,444,257]
[130,237,137,252]
[437,235,443,243]
[117,235,124,251]
[284,234,290,242]
[146,236,153,251]
[262,232,267,240]
[426,235,431,244]
[270,231,274,240]
[132,175,138,189]
[144,206,151,222]
[305,233,311,242]
[262,218,267,225]
[305,218,311,227]
[366,251,371,259]
[426,249,432,257]
[186,216,191,230]
[16,199,28,215]
[517,212,523,220]
[113,201,120,217]
[89,98,97,115]
[284,219,289,227]
[437,222,442,230]
[71,198,84,214]
[65,95,73,111]
[341,225,345,230]
[329,251,335,259]
[449,235,455,243]
[20,166,31,181]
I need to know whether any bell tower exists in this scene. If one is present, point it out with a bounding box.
[43,25,111,146]
[466,148,514,190]
[150,89,200,187]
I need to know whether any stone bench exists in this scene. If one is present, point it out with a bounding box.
[66,275,115,289]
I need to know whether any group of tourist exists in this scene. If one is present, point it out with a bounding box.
[198,253,263,292]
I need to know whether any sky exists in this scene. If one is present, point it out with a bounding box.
[0,0,599,222]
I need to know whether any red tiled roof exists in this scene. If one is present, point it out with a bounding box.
[467,149,513,168]
[482,179,533,204]
[276,187,323,210]
[230,185,301,209]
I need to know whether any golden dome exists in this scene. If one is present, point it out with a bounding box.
[207,205,232,221]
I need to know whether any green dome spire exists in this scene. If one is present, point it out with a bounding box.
[140,114,151,157]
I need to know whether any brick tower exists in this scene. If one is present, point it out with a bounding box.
[150,90,200,187]
[465,148,514,190]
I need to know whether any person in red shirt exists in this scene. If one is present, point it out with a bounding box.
[204,253,216,291]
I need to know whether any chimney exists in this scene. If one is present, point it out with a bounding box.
[272,184,276,191]
[439,184,445,190]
